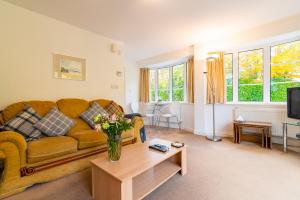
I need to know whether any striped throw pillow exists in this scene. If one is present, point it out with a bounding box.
[34,108,75,136]
[80,102,108,128]
[3,106,43,141]
[105,101,123,116]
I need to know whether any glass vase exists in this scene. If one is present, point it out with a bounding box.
[107,135,122,161]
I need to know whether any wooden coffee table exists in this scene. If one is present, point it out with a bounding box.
[90,138,187,200]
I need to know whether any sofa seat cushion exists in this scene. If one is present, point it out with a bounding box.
[69,130,107,150]
[122,129,135,139]
[27,136,78,164]
[69,129,135,150]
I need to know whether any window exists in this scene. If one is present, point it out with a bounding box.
[158,68,170,101]
[223,37,300,104]
[224,54,233,102]
[149,62,187,102]
[271,40,300,102]
[238,49,264,102]
[172,64,185,101]
[149,69,156,102]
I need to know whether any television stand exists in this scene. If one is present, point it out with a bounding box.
[282,122,300,152]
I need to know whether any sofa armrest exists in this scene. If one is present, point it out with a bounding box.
[131,116,144,143]
[0,131,27,195]
[0,131,27,166]
[0,112,4,126]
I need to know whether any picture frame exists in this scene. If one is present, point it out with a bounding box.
[53,54,86,81]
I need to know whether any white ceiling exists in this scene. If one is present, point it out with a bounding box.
[5,0,300,61]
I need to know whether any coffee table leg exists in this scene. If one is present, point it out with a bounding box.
[263,128,269,149]
[121,179,133,200]
[92,166,133,200]
[283,123,288,152]
[180,146,187,176]
[261,128,264,148]
[233,124,236,143]
[238,127,241,143]
[264,128,270,149]
[269,127,272,149]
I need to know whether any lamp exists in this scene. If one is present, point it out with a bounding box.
[204,56,222,142]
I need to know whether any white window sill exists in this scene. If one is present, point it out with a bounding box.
[221,102,286,107]
[146,101,193,105]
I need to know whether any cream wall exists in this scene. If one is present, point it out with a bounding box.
[124,58,139,113]
[137,46,194,67]
[0,1,125,109]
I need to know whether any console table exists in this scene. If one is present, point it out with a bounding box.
[233,121,272,149]
[282,122,300,152]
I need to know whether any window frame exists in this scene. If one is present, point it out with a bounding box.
[223,35,300,105]
[149,62,187,103]
[149,69,157,102]
[224,53,233,103]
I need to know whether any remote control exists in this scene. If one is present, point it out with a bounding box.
[149,144,169,152]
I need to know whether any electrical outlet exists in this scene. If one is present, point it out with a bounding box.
[111,84,119,89]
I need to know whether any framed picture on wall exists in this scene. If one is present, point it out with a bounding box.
[53,54,86,81]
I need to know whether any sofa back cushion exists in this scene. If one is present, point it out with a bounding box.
[0,99,124,134]
[57,99,89,118]
[67,118,91,135]
[1,101,56,124]
[57,99,92,135]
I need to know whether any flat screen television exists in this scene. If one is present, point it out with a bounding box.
[287,87,300,119]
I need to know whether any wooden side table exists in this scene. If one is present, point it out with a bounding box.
[233,121,272,149]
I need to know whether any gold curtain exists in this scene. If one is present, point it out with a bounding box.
[187,57,194,103]
[139,68,150,103]
[206,52,225,104]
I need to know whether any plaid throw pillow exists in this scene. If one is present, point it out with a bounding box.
[80,102,108,128]
[34,108,75,136]
[3,106,43,141]
[105,101,123,116]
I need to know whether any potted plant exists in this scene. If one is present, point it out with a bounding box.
[94,113,133,161]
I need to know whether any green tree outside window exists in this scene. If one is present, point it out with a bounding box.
[238,49,264,102]
[158,68,170,101]
[172,64,185,101]
[271,40,300,102]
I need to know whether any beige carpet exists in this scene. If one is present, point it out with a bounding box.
[6,128,300,200]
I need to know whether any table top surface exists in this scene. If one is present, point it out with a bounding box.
[234,121,272,127]
[283,122,300,126]
[90,138,185,181]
